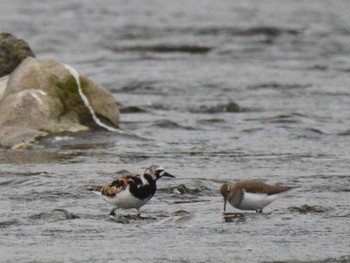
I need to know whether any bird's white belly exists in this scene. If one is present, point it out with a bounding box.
[103,188,150,209]
[238,192,278,210]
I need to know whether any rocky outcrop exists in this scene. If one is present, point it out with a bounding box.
[0,33,35,77]
[0,57,120,148]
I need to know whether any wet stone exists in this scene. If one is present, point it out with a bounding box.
[0,32,35,77]
[190,101,240,113]
[0,57,120,148]
[119,105,147,113]
[223,212,246,223]
[173,210,191,216]
[288,204,329,214]
[172,184,190,195]
[107,214,156,224]
[0,219,18,228]
[29,209,80,221]
[167,184,202,196]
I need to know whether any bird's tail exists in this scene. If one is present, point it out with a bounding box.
[275,185,297,194]
[87,185,103,195]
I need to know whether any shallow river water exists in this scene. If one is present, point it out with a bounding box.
[1,1,350,262]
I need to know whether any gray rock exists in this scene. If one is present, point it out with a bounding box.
[0,57,120,148]
[0,33,35,77]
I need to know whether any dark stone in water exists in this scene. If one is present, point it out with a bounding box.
[223,212,246,223]
[0,32,35,77]
[195,26,299,37]
[170,184,203,196]
[111,44,212,54]
[0,219,18,228]
[191,101,240,113]
[197,118,225,124]
[226,101,240,112]
[237,26,299,37]
[288,204,328,214]
[173,184,189,195]
[153,120,196,130]
[173,210,190,216]
[107,214,156,224]
[115,81,156,93]
[120,105,147,113]
[247,82,310,90]
[107,215,130,224]
[30,209,80,221]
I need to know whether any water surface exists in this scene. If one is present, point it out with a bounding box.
[1,1,350,262]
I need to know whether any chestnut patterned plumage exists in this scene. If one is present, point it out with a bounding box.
[89,164,175,216]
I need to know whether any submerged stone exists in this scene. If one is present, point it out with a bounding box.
[190,101,241,113]
[288,204,329,214]
[30,209,80,221]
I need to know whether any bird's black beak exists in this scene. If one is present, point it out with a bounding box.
[163,172,175,178]
[223,197,227,212]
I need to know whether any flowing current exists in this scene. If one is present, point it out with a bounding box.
[0,1,350,262]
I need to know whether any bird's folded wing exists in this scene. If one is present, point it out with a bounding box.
[100,178,129,197]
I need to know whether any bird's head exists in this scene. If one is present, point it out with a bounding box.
[144,164,175,181]
[220,183,232,212]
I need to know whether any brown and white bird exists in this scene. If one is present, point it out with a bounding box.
[88,164,175,216]
[220,180,292,213]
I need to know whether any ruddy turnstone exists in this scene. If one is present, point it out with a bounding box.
[220,180,292,213]
[88,164,175,216]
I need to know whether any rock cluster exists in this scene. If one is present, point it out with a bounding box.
[0,33,120,148]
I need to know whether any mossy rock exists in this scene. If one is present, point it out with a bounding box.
[0,57,120,148]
